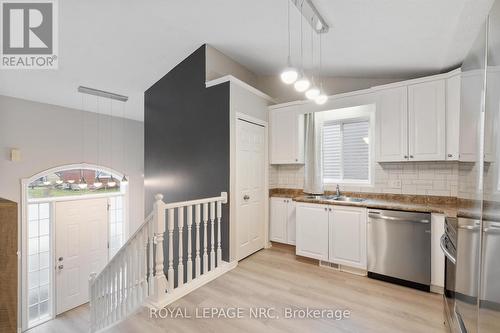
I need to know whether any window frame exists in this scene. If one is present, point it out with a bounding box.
[322,115,373,186]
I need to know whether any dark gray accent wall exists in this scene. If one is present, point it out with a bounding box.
[144,45,230,277]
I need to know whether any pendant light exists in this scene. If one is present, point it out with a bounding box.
[79,94,87,188]
[280,0,298,84]
[108,176,116,188]
[294,0,310,92]
[315,33,328,105]
[94,96,102,188]
[306,17,320,100]
[78,169,88,189]
[120,101,129,186]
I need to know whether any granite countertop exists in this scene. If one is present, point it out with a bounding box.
[270,189,458,217]
[293,195,458,217]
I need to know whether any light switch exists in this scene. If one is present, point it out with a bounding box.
[10,148,21,161]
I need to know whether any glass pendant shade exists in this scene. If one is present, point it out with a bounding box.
[305,86,320,100]
[93,177,102,188]
[107,176,116,188]
[78,177,88,189]
[281,67,298,84]
[294,76,311,92]
[55,180,63,185]
[67,179,75,184]
[315,94,328,105]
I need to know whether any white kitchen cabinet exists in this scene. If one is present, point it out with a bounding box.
[329,206,367,270]
[375,86,409,162]
[296,203,329,260]
[408,80,446,161]
[270,197,296,245]
[459,70,484,162]
[446,74,461,161]
[270,107,304,164]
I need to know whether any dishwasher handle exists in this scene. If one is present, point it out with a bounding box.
[440,234,456,264]
[368,212,430,224]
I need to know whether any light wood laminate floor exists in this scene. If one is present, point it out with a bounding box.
[29,244,446,333]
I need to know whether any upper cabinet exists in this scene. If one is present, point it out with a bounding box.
[270,107,304,164]
[446,74,461,161]
[408,80,446,161]
[375,71,460,162]
[375,86,408,162]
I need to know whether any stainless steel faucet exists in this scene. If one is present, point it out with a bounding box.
[336,184,341,197]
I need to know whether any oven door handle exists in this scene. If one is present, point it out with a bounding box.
[440,234,456,265]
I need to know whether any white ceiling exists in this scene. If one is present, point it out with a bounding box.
[0,0,494,121]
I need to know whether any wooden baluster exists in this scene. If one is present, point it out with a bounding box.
[151,194,168,304]
[203,203,209,274]
[186,205,193,283]
[142,228,149,298]
[121,254,126,319]
[195,204,201,278]
[217,199,222,266]
[167,208,175,291]
[177,206,184,287]
[210,201,215,271]
[89,273,96,332]
[148,219,154,297]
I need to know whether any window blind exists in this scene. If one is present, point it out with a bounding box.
[322,120,369,182]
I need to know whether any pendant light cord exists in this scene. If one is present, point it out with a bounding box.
[287,0,291,65]
[300,0,304,72]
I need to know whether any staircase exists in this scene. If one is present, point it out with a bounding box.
[88,192,234,332]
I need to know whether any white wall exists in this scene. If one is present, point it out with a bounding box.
[0,95,145,233]
[206,45,259,87]
[270,162,459,197]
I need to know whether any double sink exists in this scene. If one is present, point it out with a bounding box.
[303,194,366,203]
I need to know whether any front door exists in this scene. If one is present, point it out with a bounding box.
[55,198,108,314]
[236,119,266,260]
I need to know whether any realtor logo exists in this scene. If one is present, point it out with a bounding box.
[1,0,58,69]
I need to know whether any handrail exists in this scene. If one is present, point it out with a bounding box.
[161,193,227,210]
[92,211,154,282]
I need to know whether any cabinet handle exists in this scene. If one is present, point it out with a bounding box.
[324,207,327,211]
[329,208,332,211]
[410,155,414,159]
[404,155,408,159]
[448,154,453,158]
[295,158,298,162]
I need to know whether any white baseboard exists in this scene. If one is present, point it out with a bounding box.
[430,285,444,295]
[145,260,238,309]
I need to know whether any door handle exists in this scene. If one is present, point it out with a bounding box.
[58,265,64,270]
[243,195,250,201]
[368,214,430,224]
[440,234,456,264]
[58,257,63,262]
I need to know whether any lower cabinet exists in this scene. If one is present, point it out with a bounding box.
[296,202,367,269]
[270,197,296,245]
[296,203,329,260]
[329,206,367,270]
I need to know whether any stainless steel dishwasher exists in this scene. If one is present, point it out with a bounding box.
[367,209,431,291]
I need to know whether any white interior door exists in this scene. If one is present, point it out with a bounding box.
[237,119,266,260]
[55,198,108,314]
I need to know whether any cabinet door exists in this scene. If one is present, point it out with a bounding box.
[329,206,367,269]
[270,108,304,164]
[375,86,408,162]
[270,198,288,243]
[286,201,296,245]
[296,203,329,260]
[446,75,461,161]
[408,80,446,161]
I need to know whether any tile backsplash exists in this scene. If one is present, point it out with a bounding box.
[270,161,459,197]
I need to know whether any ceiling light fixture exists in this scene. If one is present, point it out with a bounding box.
[290,0,329,34]
[315,32,328,105]
[281,0,298,84]
[294,0,310,92]
[78,174,88,189]
[55,179,63,185]
[94,175,102,188]
[108,176,116,188]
